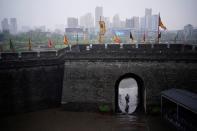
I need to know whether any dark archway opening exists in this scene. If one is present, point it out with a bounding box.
[115,73,145,114]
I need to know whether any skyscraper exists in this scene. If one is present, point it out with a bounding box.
[151,15,159,31]
[112,14,121,28]
[145,8,152,31]
[104,17,110,29]
[9,18,17,34]
[67,17,78,28]
[140,17,146,30]
[1,18,9,32]
[126,18,132,28]
[145,8,152,16]
[95,6,103,29]
[133,16,139,30]
[80,13,94,29]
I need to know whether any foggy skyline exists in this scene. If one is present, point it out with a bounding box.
[0,0,197,31]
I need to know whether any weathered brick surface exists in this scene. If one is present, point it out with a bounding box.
[0,60,64,116]
[62,60,197,112]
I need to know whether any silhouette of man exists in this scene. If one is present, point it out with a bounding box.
[125,94,130,113]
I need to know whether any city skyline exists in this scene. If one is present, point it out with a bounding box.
[0,0,197,31]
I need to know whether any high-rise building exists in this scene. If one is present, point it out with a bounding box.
[9,18,17,34]
[125,18,132,28]
[151,15,159,31]
[125,17,139,29]
[112,14,121,28]
[120,20,126,28]
[133,16,139,29]
[67,17,78,28]
[80,13,94,29]
[104,17,110,29]
[95,6,103,29]
[145,8,152,16]
[140,17,146,30]
[1,18,9,32]
[145,8,152,31]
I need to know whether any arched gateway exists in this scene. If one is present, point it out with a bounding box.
[115,73,145,114]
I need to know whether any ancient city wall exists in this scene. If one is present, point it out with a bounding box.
[0,44,197,115]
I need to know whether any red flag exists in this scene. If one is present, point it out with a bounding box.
[113,34,121,44]
[48,39,53,48]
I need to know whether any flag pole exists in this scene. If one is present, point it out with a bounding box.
[99,16,101,44]
[158,13,160,44]
[76,32,78,45]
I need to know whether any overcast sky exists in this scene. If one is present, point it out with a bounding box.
[0,0,197,30]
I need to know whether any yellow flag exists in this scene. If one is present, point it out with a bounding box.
[99,21,106,34]
[64,35,69,45]
[159,15,167,30]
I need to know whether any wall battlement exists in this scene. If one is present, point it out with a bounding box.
[71,43,197,53]
[0,44,196,61]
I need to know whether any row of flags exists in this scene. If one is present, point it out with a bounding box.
[7,35,69,52]
[113,13,167,44]
[6,13,167,52]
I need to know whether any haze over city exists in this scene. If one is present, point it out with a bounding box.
[0,0,197,31]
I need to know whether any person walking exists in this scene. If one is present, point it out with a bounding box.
[125,94,130,114]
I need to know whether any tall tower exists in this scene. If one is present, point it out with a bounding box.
[95,6,103,29]
[80,13,94,29]
[112,14,121,28]
[1,18,9,32]
[133,16,139,30]
[145,8,152,31]
[10,18,17,34]
[151,15,159,31]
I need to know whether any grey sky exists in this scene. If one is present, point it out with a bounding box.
[0,0,197,30]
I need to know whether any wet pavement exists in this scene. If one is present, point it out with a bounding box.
[0,108,175,131]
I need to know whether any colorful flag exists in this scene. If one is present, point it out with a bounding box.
[113,34,121,44]
[99,21,106,34]
[64,35,69,45]
[28,38,32,51]
[130,32,133,40]
[48,39,53,48]
[9,39,15,52]
[159,15,167,30]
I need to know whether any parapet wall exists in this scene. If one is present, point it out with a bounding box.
[0,44,196,61]
[71,44,197,53]
[62,44,197,62]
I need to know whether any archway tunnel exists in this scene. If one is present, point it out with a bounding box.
[115,73,145,114]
